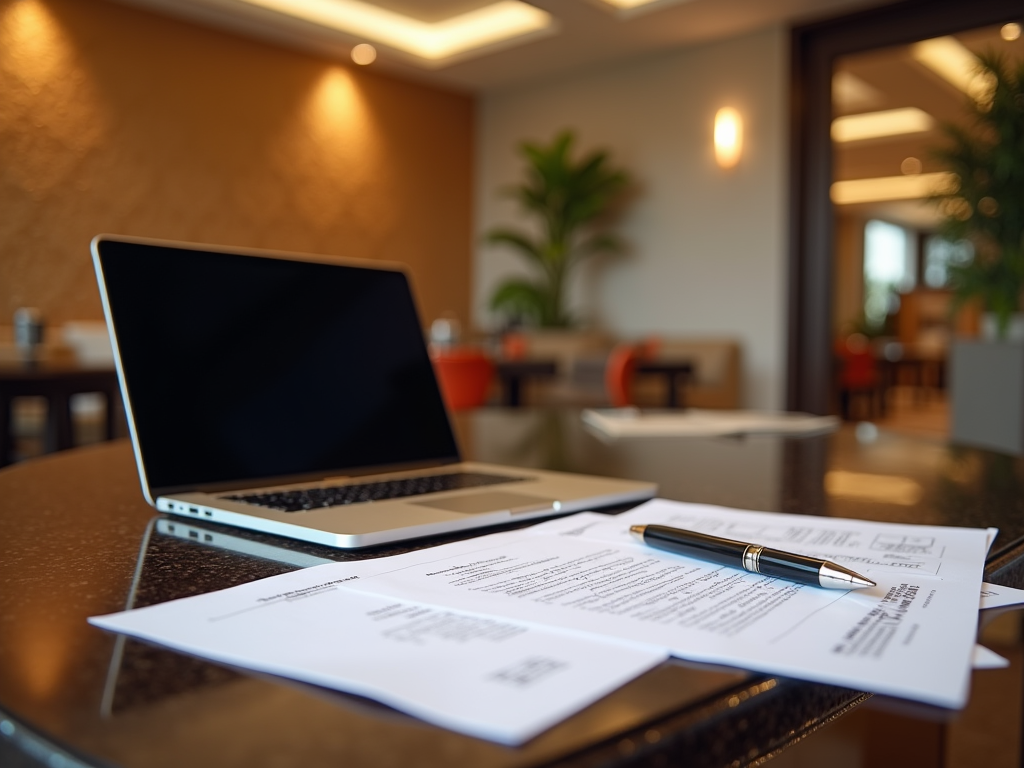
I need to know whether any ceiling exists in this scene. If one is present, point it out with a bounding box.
[833,24,1024,230]
[113,0,896,92]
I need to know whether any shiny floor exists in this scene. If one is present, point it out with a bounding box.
[872,386,950,442]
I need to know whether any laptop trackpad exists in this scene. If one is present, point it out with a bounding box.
[414,491,557,515]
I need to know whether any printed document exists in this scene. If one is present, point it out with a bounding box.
[91,563,666,745]
[345,499,991,708]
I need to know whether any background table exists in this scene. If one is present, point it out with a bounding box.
[634,359,694,408]
[2,409,1024,768]
[0,361,120,467]
[494,359,559,406]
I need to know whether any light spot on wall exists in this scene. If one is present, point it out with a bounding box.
[279,65,388,236]
[1,0,63,93]
[0,0,108,198]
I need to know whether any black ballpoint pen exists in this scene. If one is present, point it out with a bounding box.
[629,524,876,590]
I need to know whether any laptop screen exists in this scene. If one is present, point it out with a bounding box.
[94,238,460,492]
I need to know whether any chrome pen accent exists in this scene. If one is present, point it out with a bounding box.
[629,524,875,590]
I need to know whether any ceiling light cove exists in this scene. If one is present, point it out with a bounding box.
[235,0,555,65]
[831,107,933,143]
[831,172,954,205]
[912,36,994,103]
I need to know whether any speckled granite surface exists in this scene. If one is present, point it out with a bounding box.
[2,410,1024,768]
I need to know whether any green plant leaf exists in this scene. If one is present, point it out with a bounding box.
[489,279,548,325]
[485,129,632,328]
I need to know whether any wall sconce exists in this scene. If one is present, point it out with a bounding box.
[714,107,743,169]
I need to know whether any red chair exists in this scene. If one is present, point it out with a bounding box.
[431,348,495,410]
[835,334,883,420]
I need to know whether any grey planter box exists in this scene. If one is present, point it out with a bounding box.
[950,340,1024,455]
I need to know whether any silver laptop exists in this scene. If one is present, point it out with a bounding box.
[92,235,655,548]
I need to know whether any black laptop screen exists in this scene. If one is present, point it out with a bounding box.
[95,239,460,491]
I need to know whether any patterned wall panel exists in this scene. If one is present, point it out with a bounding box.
[0,0,473,329]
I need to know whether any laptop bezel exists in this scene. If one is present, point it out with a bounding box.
[91,234,464,506]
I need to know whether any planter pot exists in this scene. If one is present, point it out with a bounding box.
[980,313,1024,342]
[950,339,1024,455]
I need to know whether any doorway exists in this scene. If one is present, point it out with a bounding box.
[787,0,1022,416]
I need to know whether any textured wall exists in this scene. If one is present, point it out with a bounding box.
[0,0,473,328]
[476,27,787,409]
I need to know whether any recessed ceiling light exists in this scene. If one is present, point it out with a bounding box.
[1001,22,1021,42]
[830,172,954,204]
[235,0,554,63]
[900,157,923,175]
[351,43,376,65]
[831,107,933,143]
[912,36,994,103]
[591,0,694,16]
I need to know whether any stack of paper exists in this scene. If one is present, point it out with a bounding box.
[91,499,1006,744]
[582,407,840,439]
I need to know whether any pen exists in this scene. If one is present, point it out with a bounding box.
[629,524,876,590]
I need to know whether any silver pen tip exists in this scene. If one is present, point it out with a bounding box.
[819,561,875,590]
[629,525,646,541]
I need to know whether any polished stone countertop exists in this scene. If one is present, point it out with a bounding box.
[2,410,1024,767]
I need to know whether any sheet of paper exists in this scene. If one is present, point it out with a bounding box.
[972,645,1010,670]
[90,565,666,745]
[345,499,990,709]
[980,582,1024,610]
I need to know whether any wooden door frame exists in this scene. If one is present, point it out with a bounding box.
[786,0,1022,413]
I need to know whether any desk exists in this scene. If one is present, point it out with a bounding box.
[634,359,694,408]
[494,359,558,406]
[0,362,121,467]
[2,411,1024,768]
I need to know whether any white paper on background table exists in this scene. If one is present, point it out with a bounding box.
[345,499,991,709]
[581,408,840,439]
[90,560,666,745]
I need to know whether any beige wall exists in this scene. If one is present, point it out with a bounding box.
[0,0,473,328]
[476,26,788,410]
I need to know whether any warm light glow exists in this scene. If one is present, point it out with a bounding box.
[1,0,65,91]
[900,156,923,175]
[831,172,954,204]
[597,0,668,8]
[1001,23,1021,42]
[714,107,743,169]
[912,36,994,103]
[831,107,933,142]
[235,0,553,62]
[350,42,376,65]
[825,470,923,506]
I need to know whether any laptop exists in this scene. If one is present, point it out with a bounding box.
[91,235,656,548]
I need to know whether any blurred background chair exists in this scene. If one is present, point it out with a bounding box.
[431,347,495,410]
[835,334,884,420]
[605,339,660,407]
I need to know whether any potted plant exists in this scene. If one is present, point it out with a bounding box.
[933,52,1024,339]
[487,130,631,329]
[933,52,1024,453]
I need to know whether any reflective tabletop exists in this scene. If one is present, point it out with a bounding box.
[2,409,1024,768]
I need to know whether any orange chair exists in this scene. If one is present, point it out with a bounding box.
[431,348,495,410]
[605,343,642,407]
[605,338,662,408]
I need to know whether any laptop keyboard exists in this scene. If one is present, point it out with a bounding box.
[224,472,526,513]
